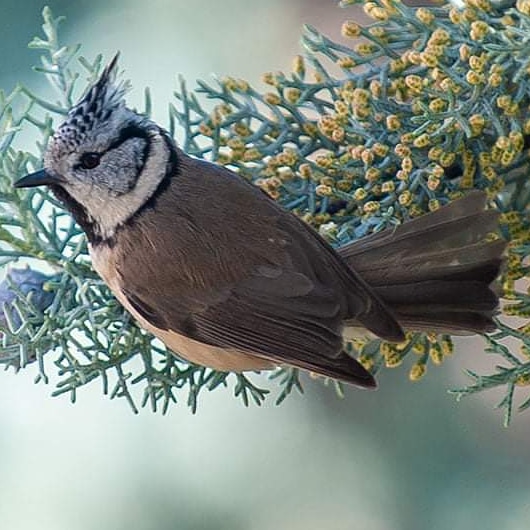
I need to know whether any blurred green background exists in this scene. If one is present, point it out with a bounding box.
[1,1,530,529]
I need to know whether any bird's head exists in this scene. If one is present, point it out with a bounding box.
[15,54,176,242]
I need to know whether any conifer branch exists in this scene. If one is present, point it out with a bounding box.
[2,2,530,423]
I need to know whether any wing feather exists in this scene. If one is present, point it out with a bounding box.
[111,150,399,385]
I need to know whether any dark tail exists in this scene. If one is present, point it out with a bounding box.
[339,191,505,334]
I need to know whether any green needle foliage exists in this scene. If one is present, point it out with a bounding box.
[2,2,530,423]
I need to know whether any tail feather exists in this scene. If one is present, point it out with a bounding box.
[374,280,498,312]
[343,209,499,261]
[354,241,505,285]
[339,191,505,335]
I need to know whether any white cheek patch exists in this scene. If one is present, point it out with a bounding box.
[69,131,169,240]
[105,138,148,195]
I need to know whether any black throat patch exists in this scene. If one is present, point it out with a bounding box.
[50,184,103,245]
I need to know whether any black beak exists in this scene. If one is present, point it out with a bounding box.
[14,169,64,189]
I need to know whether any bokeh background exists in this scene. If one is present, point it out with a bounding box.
[1,1,530,529]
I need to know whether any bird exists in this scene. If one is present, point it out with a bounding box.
[14,55,505,389]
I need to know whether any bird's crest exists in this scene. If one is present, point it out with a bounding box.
[54,53,131,149]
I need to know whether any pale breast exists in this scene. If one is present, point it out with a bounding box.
[89,243,274,372]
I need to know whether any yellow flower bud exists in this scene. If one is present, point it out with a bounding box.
[267,177,282,189]
[337,57,356,69]
[386,114,401,131]
[198,122,213,137]
[469,55,485,72]
[405,75,423,93]
[416,7,434,25]
[500,149,516,166]
[315,154,334,168]
[292,55,305,76]
[355,42,377,55]
[427,175,440,191]
[332,127,345,143]
[389,58,407,73]
[505,103,520,116]
[242,148,261,162]
[395,143,411,158]
[350,145,364,160]
[469,114,486,135]
[429,98,446,113]
[364,2,389,21]
[227,138,245,150]
[428,146,443,160]
[315,184,333,197]
[285,87,301,104]
[409,363,427,381]
[459,44,471,62]
[216,153,232,165]
[468,0,492,10]
[352,88,371,106]
[336,179,352,192]
[478,152,491,167]
[401,156,413,172]
[341,20,361,38]
[509,131,524,152]
[487,73,504,91]
[354,188,368,201]
[466,70,484,85]
[449,7,464,24]
[470,20,490,41]
[439,152,456,167]
[428,198,441,211]
[385,351,403,367]
[369,80,382,98]
[372,142,389,157]
[222,76,238,91]
[515,373,530,386]
[496,95,512,109]
[363,201,380,213]
[400,132,415,144]
[517,0,530,16]
[299,163,312,179]
[430,344,444,365]
[361,149,375,165]
[318,115,338,134]
[334,100,349,116]
[302,122,318,137]
[441,338,453,356]
[235,79,250,92]
[233,122,251,137]
[495,136,511,150]
[365,167,381,182]
[381,181,395,193]
[421,51,438,68]
[432,164,444,178]
[413,134,431,148]
[431,28,450,45]
[264,92,281,105]
[399,190,413,206]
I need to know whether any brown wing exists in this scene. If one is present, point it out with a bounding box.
[113,151,402,382]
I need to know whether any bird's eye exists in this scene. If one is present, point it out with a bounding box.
[79,152,101,170]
